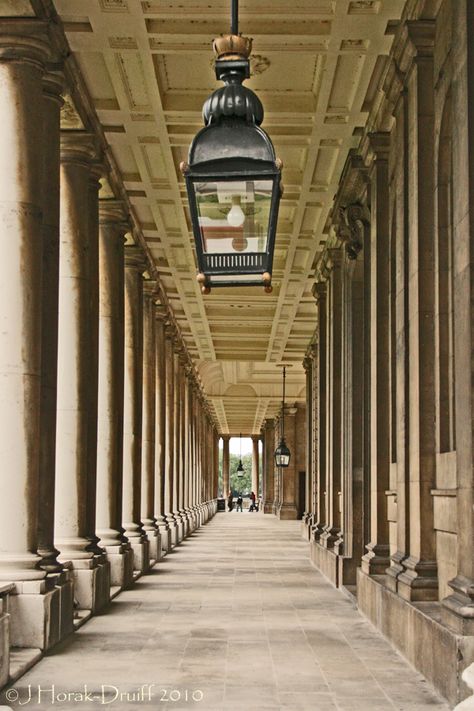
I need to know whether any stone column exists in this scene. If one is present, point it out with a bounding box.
[251,436,260,499]
[122,245,149,573]
[85,163,103,559]
[96,199,133,590]
[172,347,184,541]
[0,28,66,652]
[361,133,392,576]
[442,0,474,634]
[386,86,410,592]
[141,280,160,563]
[222,436,230,498]
[277,406,304,520]
[302,353,313,536]
[177,354,187,535]
[37,68,63,574]
[312,281,328,541]
[263,420,275,514]
[55,132,110,613]
[154,305,170,553]
[164,325,178,545]
[396,21,438,601]
[55,133,97,567]
[320,250,343,548]
[183,366,194,529]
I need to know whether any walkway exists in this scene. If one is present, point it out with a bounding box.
[3,514,449,711]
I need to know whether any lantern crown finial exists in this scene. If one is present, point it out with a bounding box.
[213,33,252,61]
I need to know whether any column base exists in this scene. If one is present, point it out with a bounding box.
[156,520,171,555]
[319,525,340,548]
[361,542,391,575]
[174,513,184,544]
[277,503,298,520]
[310,539,360,588]
[8,571,74,651]
[263,500,274,514]
[69,555,110,613]
[301,513,313,539]
[165,514,179,547]
[130,538,150,574]
[441,576,474,635]
[0,587,11,688]
[144,527,161,564]
[357,567,472,706]
[104,545,134,590]
[385,550,406,592]
[396,555,438,602]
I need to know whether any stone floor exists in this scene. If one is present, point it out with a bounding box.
[2,514,450,710]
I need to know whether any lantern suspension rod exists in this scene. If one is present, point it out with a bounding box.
[281,366,286,439]
[231,0,239,35]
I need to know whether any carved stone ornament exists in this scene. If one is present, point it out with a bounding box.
[335,203,370,260]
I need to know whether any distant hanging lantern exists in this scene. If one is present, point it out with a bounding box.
[237,432,245,476]
[274,365,291,468]
[181,0,282,294]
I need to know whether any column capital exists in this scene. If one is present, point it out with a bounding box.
[42,66,64,106]
[326,247,343,271]
[0,21,51,68]
[124,244,147,271]
[367,131,391,161]
[251,435,261,443]
[99,198,128,226]
[405,19,435,58]
[142,278,158,299]
[312,280,327,302]
[154,302,168,322]
[60,131,97,166]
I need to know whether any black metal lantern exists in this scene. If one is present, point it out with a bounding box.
[274,366,291,468]
[181,0,282,294]
[237,432,245,476]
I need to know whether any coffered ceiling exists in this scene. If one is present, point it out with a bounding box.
[10,0,405,434]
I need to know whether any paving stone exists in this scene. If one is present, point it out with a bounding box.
[1,515,450,710]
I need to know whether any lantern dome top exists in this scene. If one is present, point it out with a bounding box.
[202,53,264,128]
[203,79,264,126]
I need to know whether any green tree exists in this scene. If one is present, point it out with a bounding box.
[229,452,252,495]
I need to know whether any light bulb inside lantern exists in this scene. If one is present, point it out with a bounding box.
[227,198,245,227]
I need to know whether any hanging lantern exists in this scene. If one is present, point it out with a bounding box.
[237,432,245,476]
[274,365,291,468]
[181,1,282,294]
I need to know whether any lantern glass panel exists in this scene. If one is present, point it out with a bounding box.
[195,179,273,257]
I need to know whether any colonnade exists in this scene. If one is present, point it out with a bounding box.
[297,4,474,705]
[0,21,218,688]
